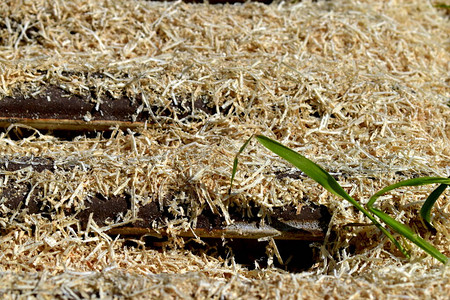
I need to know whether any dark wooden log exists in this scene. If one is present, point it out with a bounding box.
[0,157,331,241]
[0,86,148,131]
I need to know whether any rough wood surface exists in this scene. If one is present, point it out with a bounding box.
[0,85,148,130]
[0,156,330,240]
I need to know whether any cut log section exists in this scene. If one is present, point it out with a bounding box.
[0,157,331,241]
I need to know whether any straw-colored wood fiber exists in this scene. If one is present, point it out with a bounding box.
[0,0,449,298]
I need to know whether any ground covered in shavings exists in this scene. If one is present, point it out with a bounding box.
[0,0,449,298]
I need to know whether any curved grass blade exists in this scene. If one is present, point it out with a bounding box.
[369,207,448,264]
[368,177,450,264]
[254,135,411,258]
[256,135,351,201]
[368,177,450,207]
[229,135,448,262]
[420,179,449,230]
[229,135,253,195]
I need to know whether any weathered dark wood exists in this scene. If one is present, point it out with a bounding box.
[0,86,148,130]
[0,156,331,241]
[0,85,222,131]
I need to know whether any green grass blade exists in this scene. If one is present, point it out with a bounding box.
[420,180,448,230]
[230,135,448,263]
[256,135,351,201]
[368,177,450,207]
[229,135,253,194]
[370,208,448,264]
[368,177,450,264]
[434,3,450,9]
[255,135,411,258]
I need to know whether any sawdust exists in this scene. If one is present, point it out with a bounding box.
[0,0,449,298]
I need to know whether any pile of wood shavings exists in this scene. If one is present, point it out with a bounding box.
[0,0,449,298]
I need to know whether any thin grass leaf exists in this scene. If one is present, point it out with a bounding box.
[255,135,410,258]
[434,3,450,9]
[255,135,370,214]
[420,180,448,230]
[229,135,448,263]
[256,135,350,201]
[369,207,448,264]
[368,177,450,207]
[229,135,253,194]
[368,177,450,264]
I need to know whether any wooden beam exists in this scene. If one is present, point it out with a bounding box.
[0,85,148,131]
[0,157,330,241]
